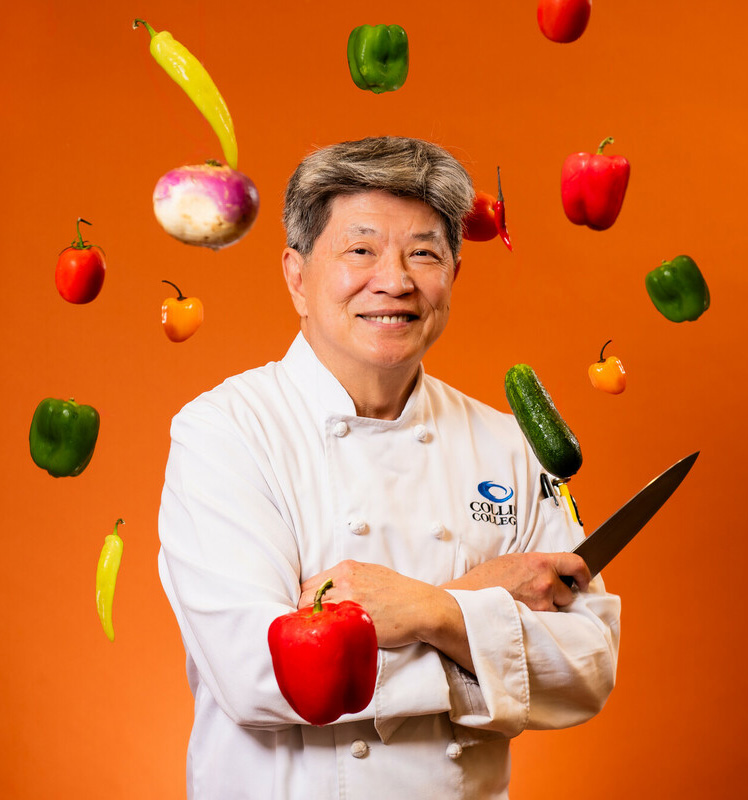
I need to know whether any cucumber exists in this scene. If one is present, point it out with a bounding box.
[504,363,582,479]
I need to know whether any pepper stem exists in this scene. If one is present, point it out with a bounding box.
[597,136,615,154]
[313,579,334,613]
[132,18,158,38]
[599,339,613,362]
[114,518,125,535]
[495,166,505,203]
[73,217,92,249]
[162,280,186,301]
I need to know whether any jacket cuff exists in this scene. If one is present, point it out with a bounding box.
[445,587,529,738]
[372,644,452,743]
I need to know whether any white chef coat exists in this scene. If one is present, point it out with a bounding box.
[158,332,621,800]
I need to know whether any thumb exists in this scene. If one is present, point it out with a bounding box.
[554,552,591,591]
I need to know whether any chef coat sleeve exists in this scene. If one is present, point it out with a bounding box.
[159,399,316,730]
[444,495,621,737]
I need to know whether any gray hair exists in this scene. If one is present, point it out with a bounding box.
[283,136,475,261]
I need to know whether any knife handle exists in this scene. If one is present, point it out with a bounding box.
[559,574,575,589]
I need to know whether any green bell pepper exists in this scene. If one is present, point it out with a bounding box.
[347,24,409,94]
[29,397,100,477]
[645,255,710,323]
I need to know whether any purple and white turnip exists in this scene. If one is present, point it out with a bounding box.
[153,161,259,249]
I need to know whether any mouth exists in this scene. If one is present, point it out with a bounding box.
[358,313,418,325]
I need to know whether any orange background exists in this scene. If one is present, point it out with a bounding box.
[2,1,745,797]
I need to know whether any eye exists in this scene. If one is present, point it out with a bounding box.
[352,247,370,255]
[412,249,439,259]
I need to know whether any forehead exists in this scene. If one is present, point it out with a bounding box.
[325,190,446,237]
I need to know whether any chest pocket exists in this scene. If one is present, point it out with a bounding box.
[455,487,521,576]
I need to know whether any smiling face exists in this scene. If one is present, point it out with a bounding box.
[282,190,460,391]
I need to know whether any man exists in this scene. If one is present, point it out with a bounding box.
[158,136,621,799]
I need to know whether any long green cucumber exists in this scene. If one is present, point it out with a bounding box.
[504,363,583,478]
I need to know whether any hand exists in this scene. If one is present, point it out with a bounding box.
[442,552,591,612]
[300,560,453,650]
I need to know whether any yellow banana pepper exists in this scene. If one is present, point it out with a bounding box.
[133,19,238,169]
[96,518,124,642]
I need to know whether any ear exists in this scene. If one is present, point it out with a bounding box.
[453,256,461,282]
[282,247,308,318]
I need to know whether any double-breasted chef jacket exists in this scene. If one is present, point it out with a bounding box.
[158,332,621,800]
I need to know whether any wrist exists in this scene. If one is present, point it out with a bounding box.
[414,589,474,673]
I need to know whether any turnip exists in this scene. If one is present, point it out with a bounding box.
[153,161,259,249]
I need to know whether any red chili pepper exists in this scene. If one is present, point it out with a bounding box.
[561,137,630,231]
[268,579,378,726]
[463,167,513,251]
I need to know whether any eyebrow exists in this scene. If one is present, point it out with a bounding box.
[345,225,445,242]
[409,230,444,243]
[346,225,379,237]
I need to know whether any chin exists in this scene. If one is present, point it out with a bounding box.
[360,343,423,372]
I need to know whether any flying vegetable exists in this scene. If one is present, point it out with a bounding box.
[96,519,124,642]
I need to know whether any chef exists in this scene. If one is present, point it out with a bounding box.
[158,135,621,800]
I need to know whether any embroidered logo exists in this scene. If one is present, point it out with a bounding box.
[470,481,517,526]
[477,481,513,503]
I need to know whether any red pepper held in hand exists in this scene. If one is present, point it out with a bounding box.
[463,167,513,251]
[561,137,630,231]
[588,339,626,394]
[161,280,204,342]
[268,579,378,726]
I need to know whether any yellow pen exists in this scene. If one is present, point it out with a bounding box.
[556,481,582,526]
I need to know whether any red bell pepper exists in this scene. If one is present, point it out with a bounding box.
[268,579,378,726]
[537,0,592,44]
[561,137,630,231]
[463,166,513,251]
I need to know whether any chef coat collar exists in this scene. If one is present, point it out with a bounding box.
[282,332,424,424]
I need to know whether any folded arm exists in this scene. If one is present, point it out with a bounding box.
[298,550,592,675]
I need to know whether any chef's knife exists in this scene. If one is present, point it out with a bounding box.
[560,451,699,587]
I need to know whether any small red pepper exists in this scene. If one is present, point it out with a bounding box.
[561,137,630,231]
[268,579,378,726]
[463,167,513,251]
[588,339,627,394]
[55,218,107,304]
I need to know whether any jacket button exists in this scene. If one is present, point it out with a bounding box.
[348,519,368,535]
[446,741,463,760]
[333,421,349,438]
[350,739,369,758]
[430,522,447,540]
[413,424,429,442]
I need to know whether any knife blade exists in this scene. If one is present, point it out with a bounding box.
[560,451,699,587]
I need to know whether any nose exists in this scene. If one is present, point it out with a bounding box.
[369,252,415,295]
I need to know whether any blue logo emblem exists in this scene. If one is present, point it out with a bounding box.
[477,481,514,503]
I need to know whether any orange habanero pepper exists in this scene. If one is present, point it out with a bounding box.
[161,280,204,342]
[588,339,626,394]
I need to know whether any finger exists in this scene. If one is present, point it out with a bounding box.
[298,580,340,609]
[300,571,337,593]
[553,579,577,609]
[554,553,591,592]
